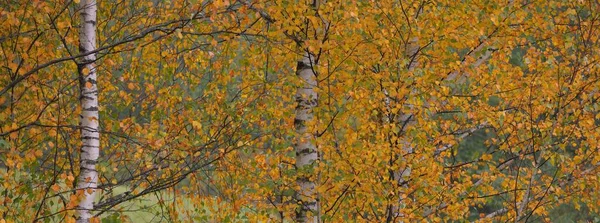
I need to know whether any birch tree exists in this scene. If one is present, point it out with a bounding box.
[294,51,319,222]
[76,0,99,222]
[293,0,328,221]
[1,0,599,222]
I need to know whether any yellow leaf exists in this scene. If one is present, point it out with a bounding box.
[9,131,18,139]
[51,184,60,192]
[128,83,135,90]
[85,82,93,89]
[490,17,498,25]
[81,67,89,75]
[481,153,492,161]
[8,62,18,71]
[192,121,202,130]
[146,83,155,91]
[105,59,115,66]
[66,217,76,223]
[176,29,183,39]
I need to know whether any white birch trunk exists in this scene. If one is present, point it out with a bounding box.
[399,36,419,173]
[388,37,419,222]
[76,0,99,222]
[399,36,419,167]
[294,52,319,223]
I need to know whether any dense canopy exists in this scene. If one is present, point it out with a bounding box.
[1,0,599,222]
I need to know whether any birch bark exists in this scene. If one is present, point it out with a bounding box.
[294,52,319,223]
[76,0,99,222]
[390,37,419,222]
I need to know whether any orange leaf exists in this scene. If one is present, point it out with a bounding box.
[51,184,60,192]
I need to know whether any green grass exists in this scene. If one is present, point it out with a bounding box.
[98,186,197,222]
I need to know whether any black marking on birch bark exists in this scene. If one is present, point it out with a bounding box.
[297,176,310,182]
[80,161,98,166]
[85,20,97,25]
[80,59,95,64]
[82,89,98,94]
[83,106,99,111]
[79,166,98,172]
[309,99,318,106]
[81,127,99,132]
[81,93,99,98]
[294,118,305,128]
[81,136,100,140]
[297,148,315,155]
[303,201,317,206]
[301,100,312,105]
[80,159,98,164]
[85,78,97,84]
[78,45,93,57]
[296,61,310,72]
[80,95,95,100]
[77,65,86,85]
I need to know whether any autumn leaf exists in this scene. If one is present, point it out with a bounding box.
[176,29,183,39]
[81,67,90,75]
[2,0,599,222]
[51,184,60,192]
[192,121,202,130]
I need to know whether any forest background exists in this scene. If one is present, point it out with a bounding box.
[1,0,599,222]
